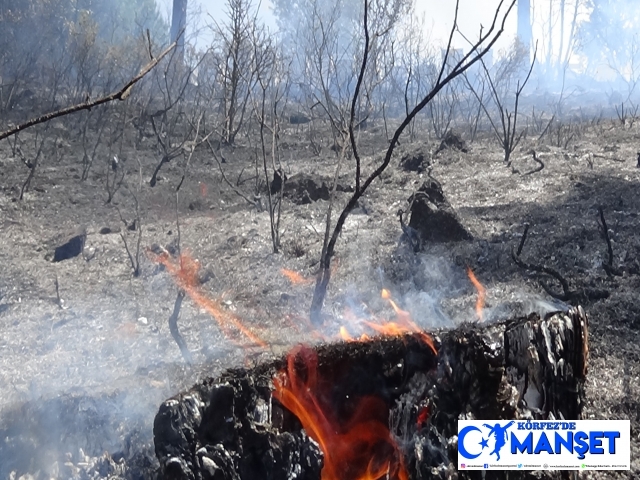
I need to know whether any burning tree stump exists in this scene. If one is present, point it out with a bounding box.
[153,307,588,480]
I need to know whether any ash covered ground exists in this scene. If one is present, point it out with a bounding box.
[0,113,639,479]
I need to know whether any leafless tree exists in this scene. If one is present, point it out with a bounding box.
[283,0,408,166]
[464,40,536,167]
[252,32,291,253]
[8,126,55,200]
[146,46,209,187]
[113,157,145,277]
[395,14,434,141]
[79,106,110,180]
[310,0,517,324]
[608,35,640,126]
[171,0,188,62]
[210,0,262,145]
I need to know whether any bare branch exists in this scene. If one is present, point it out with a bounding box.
[511,224,572,301]
[168,290,193,364]
[349,0,370,194]
[598,206,622,277]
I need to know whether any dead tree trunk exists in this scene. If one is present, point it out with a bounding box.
[154,306,588,480]
[170,0,187,62]
[517,0,532,53]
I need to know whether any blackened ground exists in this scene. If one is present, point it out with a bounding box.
[0,114,638,479]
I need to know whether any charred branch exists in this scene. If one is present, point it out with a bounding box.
[512,229,572,301]
[168,290,192,365]
[523,149,544,175]
[114,167,144,278]
[598,206,623,277]
[207,137,259,208]
[397,208,421,253]
[512,224,609,303]
[53,275,65,310]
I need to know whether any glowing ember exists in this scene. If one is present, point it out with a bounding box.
[281,268,313,285]
[148,249,267,347]
[273,346,409,480]
[466,268,486,322]
[416,405,430,429]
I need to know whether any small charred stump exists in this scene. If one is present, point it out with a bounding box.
[277,173,352,205]
[435,131,468,156]
[50,230,87,262]
[154,307,588,480]
[399,148,430,173]
[408,179,473,244]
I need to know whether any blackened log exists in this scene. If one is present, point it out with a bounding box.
[154,307,588,480]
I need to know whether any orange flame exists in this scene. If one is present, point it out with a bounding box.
[273,346,409,480]
[379,290,437,354]
[467,268,486,322]
[338,292,437,354]
[148,250,267,347]
[281,268,313,285]
[339,326,353,342]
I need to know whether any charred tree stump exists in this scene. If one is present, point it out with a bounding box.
[154,307,588,480]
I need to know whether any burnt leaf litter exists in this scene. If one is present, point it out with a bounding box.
[0,116,639,479]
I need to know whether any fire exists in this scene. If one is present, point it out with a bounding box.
[337,291,437,354]
[282,261,340,286]
[148,249,267,347]
[281,268,313,285]
[379,289,437,354]
[466,268,486,322]
[273,346,409,480]
[339,326,353,342]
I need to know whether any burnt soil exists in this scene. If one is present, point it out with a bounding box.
[0,115,639,479]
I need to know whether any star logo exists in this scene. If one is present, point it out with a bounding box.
[480,437,489,449]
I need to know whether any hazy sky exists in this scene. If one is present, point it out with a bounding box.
[415,0,517,51]
[156,0,519,51]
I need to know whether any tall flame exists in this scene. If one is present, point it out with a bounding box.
[273,346,409,480]
[148,250,267,347]
[337,291,437,354]
[467,268,486,322]
[379,289,437,354]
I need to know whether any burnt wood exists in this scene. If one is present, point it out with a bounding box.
[154,307,588,480]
